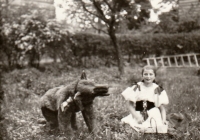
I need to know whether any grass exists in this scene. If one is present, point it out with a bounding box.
[0,66,200,140]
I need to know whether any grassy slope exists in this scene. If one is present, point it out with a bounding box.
[1,66,200,140]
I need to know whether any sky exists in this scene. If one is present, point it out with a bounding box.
[54,0,175,24]
[149,0,176,23]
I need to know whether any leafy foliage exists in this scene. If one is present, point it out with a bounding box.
[157,8,179,33]
[3,28,200,69]
[1,0,200,71]
[157,1,200,34]
[71,32,200,59]
[0,4,73,69]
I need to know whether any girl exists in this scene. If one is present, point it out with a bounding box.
[121,65,169,133]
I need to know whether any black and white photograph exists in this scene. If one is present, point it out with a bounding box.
[0,0,200,139]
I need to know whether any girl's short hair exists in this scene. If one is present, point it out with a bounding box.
[141,65,157,76]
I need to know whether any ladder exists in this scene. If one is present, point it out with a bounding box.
[143,53,200,67]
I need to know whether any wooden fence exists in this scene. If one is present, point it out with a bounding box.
[143,53,200,67]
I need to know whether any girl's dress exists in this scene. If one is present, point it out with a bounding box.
[121,82,169,133]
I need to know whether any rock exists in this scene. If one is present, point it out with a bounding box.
[167,112,191,132]
[37,118,46,124]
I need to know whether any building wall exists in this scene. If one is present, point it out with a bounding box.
[10,0,55,19]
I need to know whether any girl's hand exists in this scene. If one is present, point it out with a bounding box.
[136,117,144,124]
[162,120,167,125]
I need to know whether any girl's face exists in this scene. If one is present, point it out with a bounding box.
[142,69,155,84]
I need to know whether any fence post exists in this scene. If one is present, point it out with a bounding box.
[167,57,172,67]
[181,56,185,66]
[194,54,199,67]
[187,55,192,66]
[161,57,164,66]
[174,56,178,67]
[153,58,158,67]
[146,59,150,66]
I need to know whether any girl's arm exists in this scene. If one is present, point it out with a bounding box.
[159,104,167,124]
[127,101,143,123]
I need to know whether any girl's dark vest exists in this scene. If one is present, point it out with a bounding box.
[132,82,164,120]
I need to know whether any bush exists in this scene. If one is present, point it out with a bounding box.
[71,32,200,59]
[2,21,200,69]
[69,32,200,67]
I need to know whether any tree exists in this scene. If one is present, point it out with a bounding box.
[76,0,126,75]
[0,1,73,69]
[125,0,151,30]
[76,0,152,75]
[156,0,200,33]
[157,7,179,33]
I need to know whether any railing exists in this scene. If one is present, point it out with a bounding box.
[143,53,200,67]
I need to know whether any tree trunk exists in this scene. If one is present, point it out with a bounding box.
[108,29,124,76]
[0,66,4,119]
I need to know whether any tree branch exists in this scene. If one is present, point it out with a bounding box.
[90,23,108,34]
[91,0,110,24]
[79,12,108,34]
[113,0,117,12]
[103,0,114,12]
[80,0,105,22]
